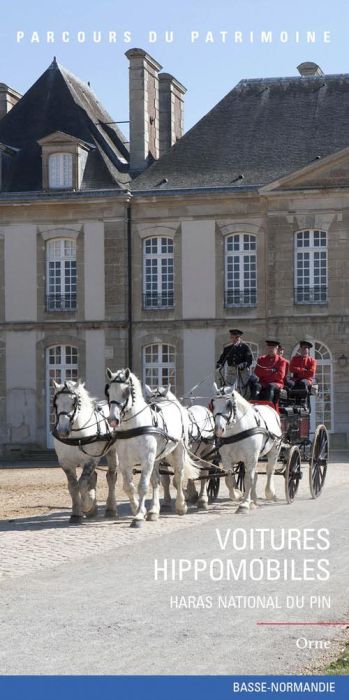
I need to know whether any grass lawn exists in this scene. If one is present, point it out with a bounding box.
[325,642,349,675]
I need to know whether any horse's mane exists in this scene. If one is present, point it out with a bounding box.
[233,390,251,411]
[128,371,145,403]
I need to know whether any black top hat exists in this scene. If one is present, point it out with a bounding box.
[265,339,280,346]
[299,340,313,349]
[229,329,243,335]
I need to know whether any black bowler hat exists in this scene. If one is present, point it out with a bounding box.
[299,340,313,349]
[265,339,280,347]
[229,328,243,335]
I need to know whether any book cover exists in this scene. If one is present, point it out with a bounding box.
[0,1,348,698]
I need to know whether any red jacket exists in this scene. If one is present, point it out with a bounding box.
[255,354,287,388]
[289,355,317,383]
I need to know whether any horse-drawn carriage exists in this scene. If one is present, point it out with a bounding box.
[51,366,328,524]
[203,379,328,506]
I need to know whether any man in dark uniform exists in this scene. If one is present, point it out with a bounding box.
[216,329,253,388]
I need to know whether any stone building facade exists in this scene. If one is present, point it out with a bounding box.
[0,55,348,455]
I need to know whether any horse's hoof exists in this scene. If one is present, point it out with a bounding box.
[146,512,159,522]
[250,502,258,510]
[197,501,208,511]
[130,519,143,528]
[104,510,118,520]
[69,514,83,525]
[160,503,172,513]
[176,507,187,516]
[236,505,250,515]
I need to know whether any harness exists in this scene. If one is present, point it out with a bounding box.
[213,395,281,455]
[105,374,186,461]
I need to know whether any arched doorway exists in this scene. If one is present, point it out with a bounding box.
[46,345,78,447]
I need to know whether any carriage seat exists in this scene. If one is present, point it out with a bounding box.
[288,382,318,401]
[288,386,308,401]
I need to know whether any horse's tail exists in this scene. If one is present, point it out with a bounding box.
[183,448,203,480]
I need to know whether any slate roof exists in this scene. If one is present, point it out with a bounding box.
[132,73,349,191]
[0,59,130,192]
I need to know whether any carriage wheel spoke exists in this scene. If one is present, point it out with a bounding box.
[309,425,328,499]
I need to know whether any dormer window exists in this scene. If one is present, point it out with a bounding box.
[38,131,93,191]
[48,153,73,189]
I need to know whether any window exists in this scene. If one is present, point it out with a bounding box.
[294,230,327,304]
[225,234,257,307]
[48,153,73,189]
[312,341,333,432]
[143,237,174,309]
[143,344,176,392]
[46,345,78,446]
[46,239,77,311]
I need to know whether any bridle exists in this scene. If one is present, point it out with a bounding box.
[53,385,80,429]
[105,375,133,419]
[213,392,237,428]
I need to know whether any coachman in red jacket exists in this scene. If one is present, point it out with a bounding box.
[289,341,317,392]
[253,340,287,403]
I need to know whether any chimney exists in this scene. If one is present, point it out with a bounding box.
[158,73,186,157]
[297,62,324,77]
[125,48,162,175]
[0,83,21,119]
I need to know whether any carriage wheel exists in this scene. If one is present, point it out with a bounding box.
[309,424,328,499]
[235,462,245,492]
[207,476,220,503]
[285,446,302,503]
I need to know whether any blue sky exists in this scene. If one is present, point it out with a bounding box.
[0,0,348,139]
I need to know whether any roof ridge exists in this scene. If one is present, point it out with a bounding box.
[237,73,349,84]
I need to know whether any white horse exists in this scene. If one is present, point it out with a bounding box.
[144,385,214,511]
[106,368,200,527]
[53,380,118,524]
[211,383,282,513]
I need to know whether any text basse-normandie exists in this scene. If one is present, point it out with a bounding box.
[232,681,335,693]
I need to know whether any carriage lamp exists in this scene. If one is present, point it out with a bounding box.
[337,353,348,368]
